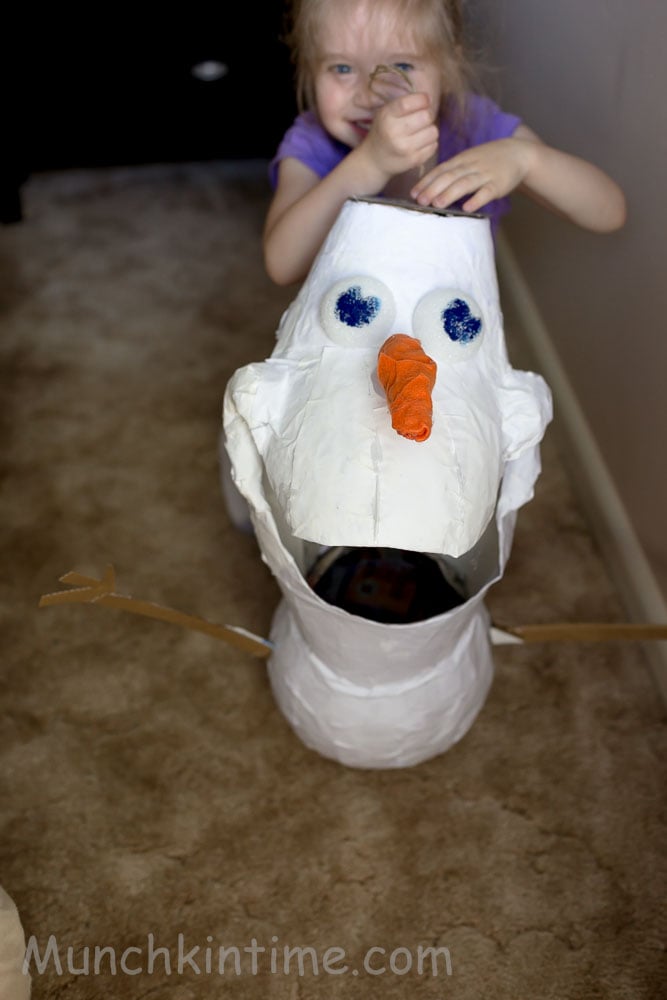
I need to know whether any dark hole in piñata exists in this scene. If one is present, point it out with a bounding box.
[307,547,465,624]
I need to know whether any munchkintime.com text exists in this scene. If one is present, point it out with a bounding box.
[24,934,453,979]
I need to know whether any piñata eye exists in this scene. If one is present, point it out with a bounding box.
[320,277,396,346]
[412,289,484,362]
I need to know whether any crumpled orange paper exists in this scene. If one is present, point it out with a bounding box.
[377,333,437,441]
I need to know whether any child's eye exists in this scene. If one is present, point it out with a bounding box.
[331,63,353,75]
[392,62,414,73]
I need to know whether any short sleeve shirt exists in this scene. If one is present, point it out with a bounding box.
[268,94,522,233]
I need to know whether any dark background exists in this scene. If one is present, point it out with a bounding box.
[2,8,297,220]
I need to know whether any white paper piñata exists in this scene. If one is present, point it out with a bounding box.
[223,197,552,769]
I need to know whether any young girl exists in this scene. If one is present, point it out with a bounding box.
[264,0,626,286]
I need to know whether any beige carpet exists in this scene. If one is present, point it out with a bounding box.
[1,162,665,999]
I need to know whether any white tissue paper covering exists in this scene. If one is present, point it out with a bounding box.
[223,198,552,769]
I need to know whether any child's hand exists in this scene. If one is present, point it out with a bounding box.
[410,136,537,212]
[361,92,439,179]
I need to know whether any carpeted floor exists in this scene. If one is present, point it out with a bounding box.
[1,161,665,999]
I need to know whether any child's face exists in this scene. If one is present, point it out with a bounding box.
[312,2,443,147]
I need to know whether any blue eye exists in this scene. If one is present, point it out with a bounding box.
[321,276,396,346]
[332,63,352,75]
[413,289,484,362]
[442,298,482,344]
[335,286,380,327]
[393,62,414,73]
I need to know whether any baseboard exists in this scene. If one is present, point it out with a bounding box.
[496,233,667,703]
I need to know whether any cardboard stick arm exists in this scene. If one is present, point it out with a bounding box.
[38,566,273,659]
[492,622,667,643]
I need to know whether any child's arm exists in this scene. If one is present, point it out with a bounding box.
[264,93,439,285]
[263,153,388,287]
[410,125,626,233]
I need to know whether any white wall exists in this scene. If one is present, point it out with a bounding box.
[467,0,667,599]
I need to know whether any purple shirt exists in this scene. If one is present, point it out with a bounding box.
[269,94,522,232]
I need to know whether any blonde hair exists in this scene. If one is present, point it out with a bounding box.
[283,0,475,130]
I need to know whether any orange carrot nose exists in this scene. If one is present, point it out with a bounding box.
[377,334,437,442]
